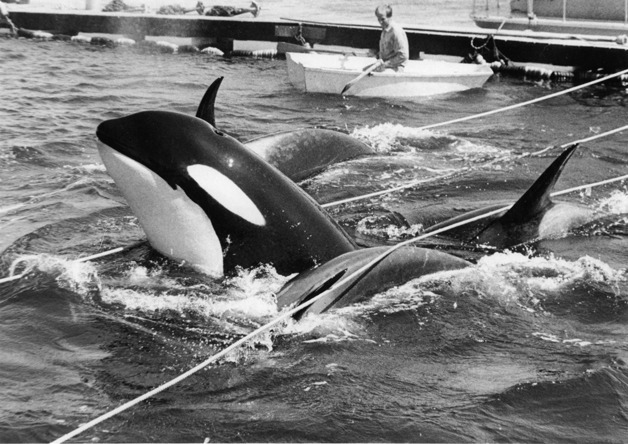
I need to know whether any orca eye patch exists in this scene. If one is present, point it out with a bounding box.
[187,164,266,226]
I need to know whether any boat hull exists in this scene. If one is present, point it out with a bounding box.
[476,0,628,37]
[285,53,493,98]
[511,0,628,21]
[474,16,628,37]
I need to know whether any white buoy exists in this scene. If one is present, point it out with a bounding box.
[71,35,91,43]
[155,40,179,53]
[200,46,224,56]
[115,37,135,46]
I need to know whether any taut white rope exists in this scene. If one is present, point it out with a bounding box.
[0,244,140,285]
[322,124,628,208]
[416,67,628,131]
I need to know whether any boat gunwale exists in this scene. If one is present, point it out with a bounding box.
[286,53,493,80]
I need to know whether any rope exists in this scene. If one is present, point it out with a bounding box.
[321,171,459,208]
[523,124,628,158]
[0,271,27,285]
[552,174,628,198]
[0,244,142,285]
[416,67,628,132]
[321,123,628,209]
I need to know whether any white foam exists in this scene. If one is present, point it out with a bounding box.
[355,215,424,241]
[327,251,626,318]
[598,189,628,214]
[8,254,101,295]
[350,123,433,153]
[349,123,504,158]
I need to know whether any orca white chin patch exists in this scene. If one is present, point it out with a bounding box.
[187,164,266,227]
[97,142,225,277]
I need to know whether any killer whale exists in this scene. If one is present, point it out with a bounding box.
[197,77,375,182]
[275,245,469,318]
[96,110,473,319]
[96,110,357,277]
[416,143,605,249]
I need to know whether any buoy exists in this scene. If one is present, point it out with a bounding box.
[155,40,179,53]
[17,29,53,40]
[200,46,224,56]
[115,37,135,46]
[71,34,91,44]
[228,48,277,59]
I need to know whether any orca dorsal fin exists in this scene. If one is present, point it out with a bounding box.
[196,77,224,127]
[500,143,579,224]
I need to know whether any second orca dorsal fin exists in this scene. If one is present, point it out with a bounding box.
[196,77,224,127]
[500,143,579,224]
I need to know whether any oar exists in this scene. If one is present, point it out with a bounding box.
[341,60,383,95]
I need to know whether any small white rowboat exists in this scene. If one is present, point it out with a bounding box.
[285,52,494,98]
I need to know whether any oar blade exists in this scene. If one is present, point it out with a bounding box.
[340,82,355,95]
[340,60,382,96]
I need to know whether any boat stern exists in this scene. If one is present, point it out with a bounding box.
[286,52,307,91]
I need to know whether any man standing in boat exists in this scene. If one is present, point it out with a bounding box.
[372,4,409,72]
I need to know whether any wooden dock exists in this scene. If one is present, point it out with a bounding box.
[7,10,628,69]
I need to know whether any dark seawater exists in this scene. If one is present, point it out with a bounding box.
[1,2,628,442]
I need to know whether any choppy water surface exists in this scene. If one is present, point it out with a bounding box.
[1,3,628,442]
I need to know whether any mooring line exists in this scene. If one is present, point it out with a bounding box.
[53,169,628,443]
[552,174,628,198]
[0,243,144,285]
[322,123,628,208]
[320,171,461,208]
[416,67,628,131]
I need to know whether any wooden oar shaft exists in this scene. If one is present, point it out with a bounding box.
[341,60,383,95]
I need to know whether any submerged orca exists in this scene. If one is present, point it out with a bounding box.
[416,143,604,249]
[275,245,469,318]
[96,110,472,317]
[196,77,375,182]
